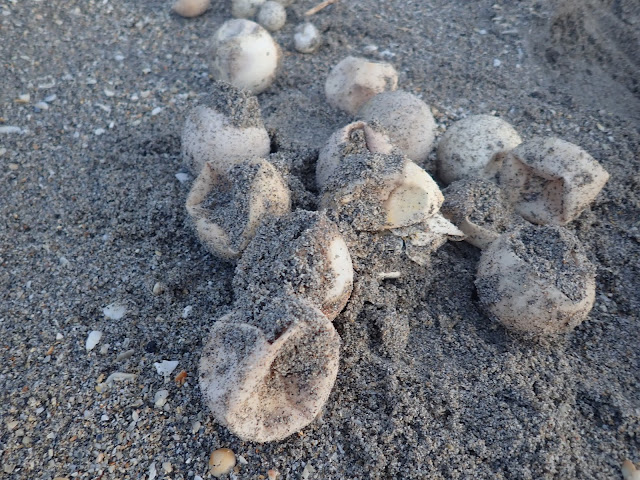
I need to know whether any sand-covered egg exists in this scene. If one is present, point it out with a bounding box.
[494,137,610,225]
[234,210,354,320]
[181,82,270,175]
[437,114,522,185]
[475,224,596,335]
[358,90,437,165]
[198,296,340,442]
[209,19,281,94]
[325,56,398,115]
[186,158,290,260]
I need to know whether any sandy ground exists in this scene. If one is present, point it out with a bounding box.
[1,0,639,479]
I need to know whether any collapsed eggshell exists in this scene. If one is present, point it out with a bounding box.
[181,82,270,175]
[316,121,394,191]
[441,178,522,249]
[257,1,286,32]
[294,22,321,53]
[436,114,522,185]
[231,0,266,18]
[198,297,340,442]
[209,19,281,94]
[358,90,437,165]
[494,137,610,225]
[172,0,210,17]
[186,158,291,260]
[234,210,354,320]
[475,224,596,335]
[325,56,398,115]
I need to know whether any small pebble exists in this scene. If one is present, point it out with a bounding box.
[151,107,163,116]
[148,462,157,480]
[154,360,179,376]
[152,282,165,295]
[182,305,193,318]
[145,340,158,353]
[94,128,105,136]
[115,349,135,362]
[103,303,127,320]
[0,126,23,134]
[104,88,115,97]
[191,420,201,434]
[34,101,49,110]
[175,172,191,183]
[15,94,30,104]
[85,331,103,351]
[56,333,63,340]
[162,462,173,474]
[209,448,236,477]
[154,389,169,407]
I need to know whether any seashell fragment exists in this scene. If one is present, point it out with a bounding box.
[231,0,266,18]
[209,448,236,477]
[172,0,210,18]
[181,82,270,175]
[436,114,522,185]
[186,158,291,260]
[198,297,341,442]
[316,121,394,191]
[234,210,353,320]
[358,90,437,165]
[441,178,523,249]
[294,22,321,53]
[494,137,610,225]
[475,224,596,335]
[257,1,287,32]
[209,19,282,94]
[325,56,398,116]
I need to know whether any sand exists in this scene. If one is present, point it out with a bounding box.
[0,0,638,479]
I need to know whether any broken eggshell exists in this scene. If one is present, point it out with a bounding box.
[181,82,270,175]
[198,297,340,442]
[186,158,291,260]
[325,56,398,116]
[436,114,522,185]
[234,210,354,320]
[209,19,282,94]
[357,90,437,165]
[475,224,596,335]
[493,137,610,225]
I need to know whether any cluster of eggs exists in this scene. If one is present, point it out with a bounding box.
[182,52,609,442]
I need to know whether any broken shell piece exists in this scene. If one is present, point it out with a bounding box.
[357,90,437,165]
[294,22,321,54]
[181,82,270,175]
[172,0,210,17]
[391,214,464,266]
[234,210,353,320]
[436,114,522,185]
[198,297,340,442]
[441,178,522,249]
[186,158,291,260]
[316,121,394,191]
[325,56,398,116]
[209,19,282,94]
[231,0,266,19]
[257,1,286,32]
[475,224,596,335]
[494,137,610,225]
[321,152,444,231]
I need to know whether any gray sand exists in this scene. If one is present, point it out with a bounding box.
[1,0,639,479]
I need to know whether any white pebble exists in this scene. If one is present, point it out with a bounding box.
[493,58,501,67]
[154,360,179,376]
[44,94,57,102]
[154,390,169,407]
[148,462,157,480]
[34,101,49,110]
[104,372,136,385]
[85,331,103,351]
[175,172,191,183]
[104,88,115,97]
[182,305,193,318]
[103,303,127,320]
[151,107,163,116]
[0,126,23,134]
[257,1,286,32]
[294,22,321,53]
[56,333,63,340]
[94,128,105,136]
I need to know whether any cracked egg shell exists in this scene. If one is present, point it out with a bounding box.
[475,224,596,335]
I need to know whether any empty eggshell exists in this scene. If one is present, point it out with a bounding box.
[209,19,282,94]
[475,224,596,335]
[294,22,321,53]
[357,90,437,165]
[172,0,210,17]
[234,210,354,320]
[231,0,266,18]
[186,158,291,260]
[436,114,522,185]
[316,121,394,191]
[198,297,341,442]
[325,56,398,116]
[181,82,270,175]
[320,151,444,231]
[494,137,610,225]
[257,1,286,32]
[441,178,523,249]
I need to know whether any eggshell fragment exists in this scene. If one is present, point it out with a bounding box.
[325,56,398,115]
[494,137,610,225]
[172,0,210,17]
[436,114,522,185]
[186,158,291,260]
[181,82,270,175]
[358,90,437,164]
[475,224,596,335]
[234,210,353,320]
[198,297,340,442]
[209,19,281,94]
